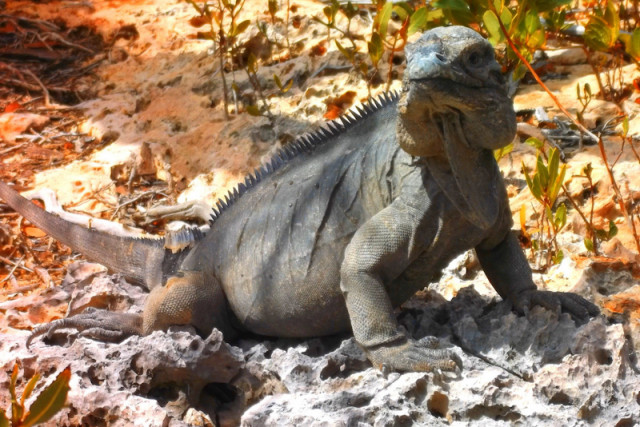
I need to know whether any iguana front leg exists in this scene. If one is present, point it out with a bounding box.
[340,200,461,372]
[476,232,599,321]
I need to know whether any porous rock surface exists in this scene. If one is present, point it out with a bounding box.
[1,258,638,426]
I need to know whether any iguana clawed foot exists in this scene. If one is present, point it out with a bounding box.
[513,290,600,323]
[366,336,462,373]
[27,308,143,348]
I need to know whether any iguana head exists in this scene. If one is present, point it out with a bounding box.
[396,26,516,229]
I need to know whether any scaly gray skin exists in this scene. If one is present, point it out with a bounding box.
[1,26,598,372]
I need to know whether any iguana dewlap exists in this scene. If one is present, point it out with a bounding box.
[0,26,598,372]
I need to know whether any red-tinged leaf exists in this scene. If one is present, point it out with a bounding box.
[311,41,327,56]
[324,91,357,119]
[5,101,20,113]
[189,15,209,28]
[22,367,71,427]
[23,226,47,238]
[633,78,640,92]
[324,104,342,120]
[0,21,17,33]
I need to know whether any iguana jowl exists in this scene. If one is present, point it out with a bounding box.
[0,26,598,372]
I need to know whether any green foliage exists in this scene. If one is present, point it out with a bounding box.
[493,141,514,162]
[2,363,70,427]
[576,82,593,125]
[619,28,640,61]
[584,2,620,52]
[522,143,568,268]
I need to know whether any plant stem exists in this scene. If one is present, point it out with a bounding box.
[490,5,640,255]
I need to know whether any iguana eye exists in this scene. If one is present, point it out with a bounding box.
[467,51,482,67]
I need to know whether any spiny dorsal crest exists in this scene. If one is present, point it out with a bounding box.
[209,91,400,225]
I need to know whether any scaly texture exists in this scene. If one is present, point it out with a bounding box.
[2,26,598,373]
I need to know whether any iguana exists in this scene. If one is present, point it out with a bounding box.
[0,26,598,372]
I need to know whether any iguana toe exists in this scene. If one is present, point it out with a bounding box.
[27,308,143,348]
[515,290,600,323]
[367,337,462,373]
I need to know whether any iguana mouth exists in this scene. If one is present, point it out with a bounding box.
[410,77,508,113]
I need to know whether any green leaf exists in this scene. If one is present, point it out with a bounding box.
[525,136,544,150]
[273,73,283,90]
[549,164,567,205]
[392,4,409,21]
[494,142,514,162]
[247,52,258,74]
[273,74,293,93]
[536,153,549,190]
[233,19,250,37]
[246,105,262,116]
[622,116,629,137]
[547,148,560,187]
[433,0,471,13]
[603,1,620,41]
[555,203,567,230]
[626,28,640,60]
[532,174,543,201]
[341,1,358,20]
[482,10,503,45]
[523,161,541,200]
[22,367,71,427]
[376,1,393,40]
[408,7,427,36]
[0,409,8,427]
[268,0,278,16]
[368,32,384,66]
[534,0,572,12]
[335,40,354,61]
[585,15,615,51]
[323,5,333,21]
[21,372,41,408]
[553,249,564,265]
[10,364,22,423]
[528,29,546,49]
[524,10,540,35]
[584,237,594,252]
[512,63,527,81]
[359,62,368,76]
[608,220,618,239]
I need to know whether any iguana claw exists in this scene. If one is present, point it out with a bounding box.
[366,336,462,373]
[513,290,600,323]
[27,308,143,348]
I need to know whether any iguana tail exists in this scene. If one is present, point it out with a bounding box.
[0,181,168,288]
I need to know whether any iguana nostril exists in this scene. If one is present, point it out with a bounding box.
[434,53,446,63]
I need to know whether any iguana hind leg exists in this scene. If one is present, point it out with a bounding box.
[27,307,143,348]
[28,270,235,346]
[142,270,235,338]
